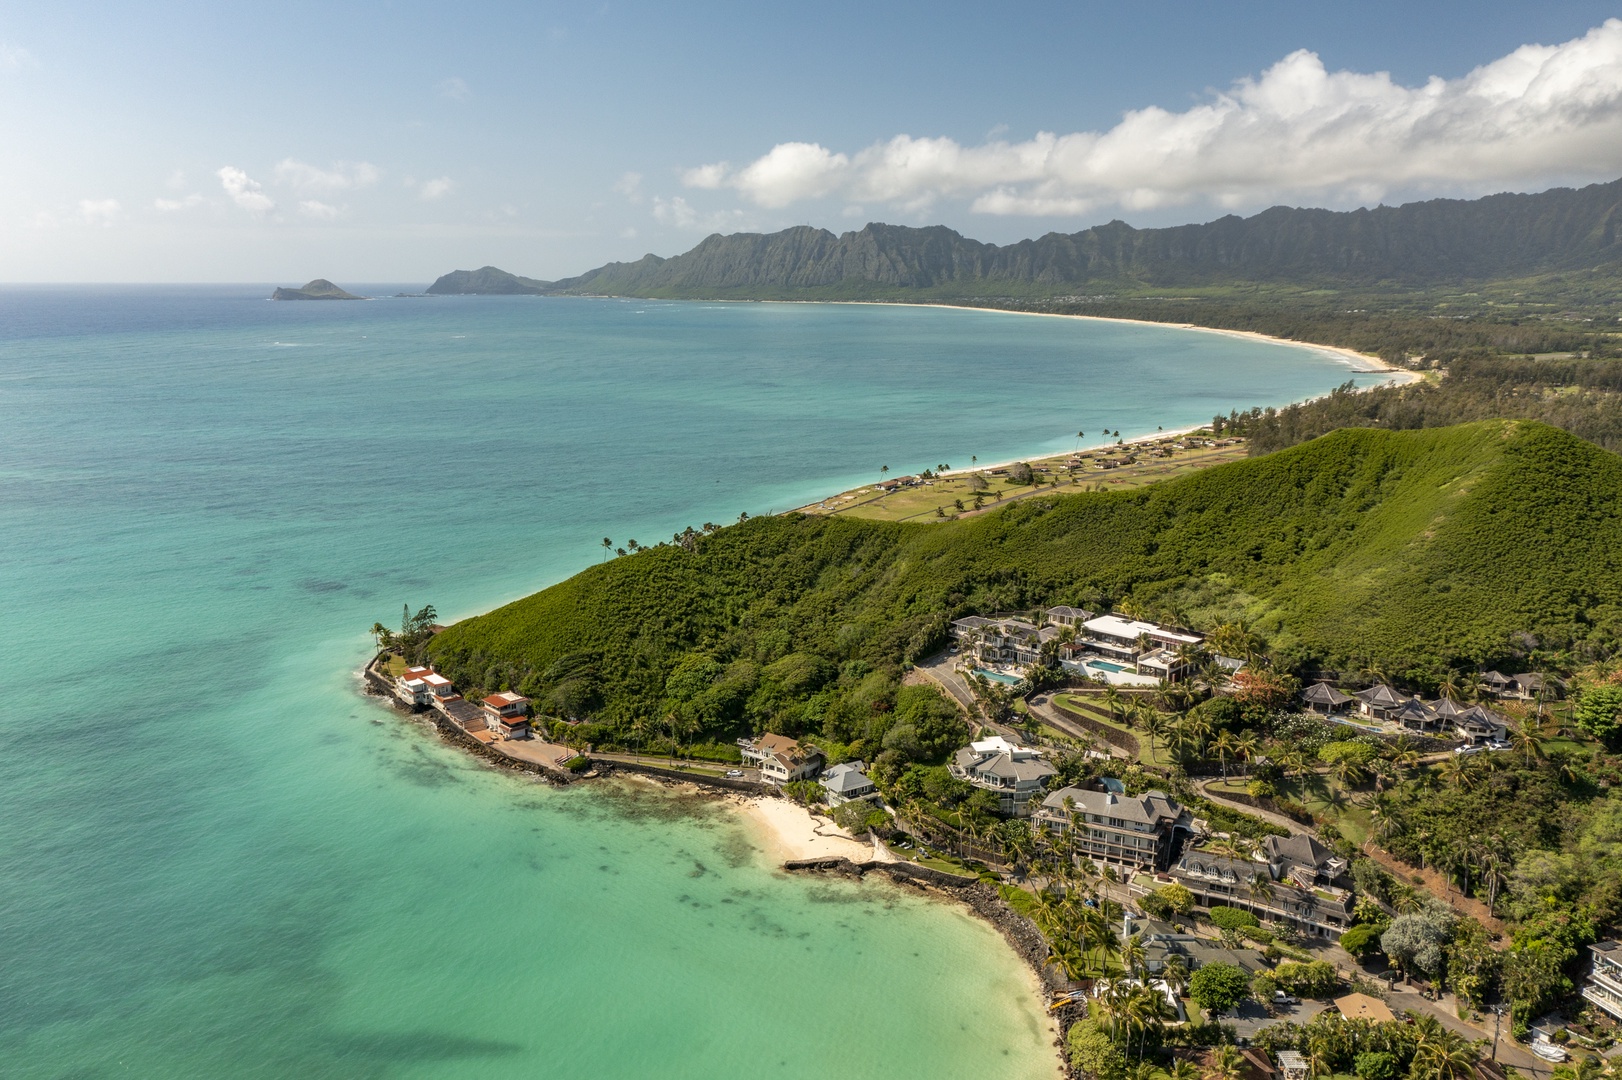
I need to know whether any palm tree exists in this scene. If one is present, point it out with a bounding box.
[1412,1028,1479,1080]
[1213,729,1238,778]
[1436,754,1476,791]
[1143,710,1170,763]
[1161,953,1190,999]
[601,536,613,561]
[1509,719,1544,766]
[1121,931,1148,980]
[369,622,392,651]
[1167,1061,1199,1080]
[1437,671,1464,702]
[1211,1044,1245,1080]
[1104,685,1124,723]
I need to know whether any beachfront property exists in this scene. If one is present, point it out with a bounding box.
[950,735,1057,815]
[822,761,877,806]
[1033,785,1192,870]
[395,666,437,708]
[740,733,825,785]
[1582,940,1622,1021]
[481,692,531,739]
[1170,834,1354,938]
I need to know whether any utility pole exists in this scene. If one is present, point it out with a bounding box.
[1490,1004,1504,1061]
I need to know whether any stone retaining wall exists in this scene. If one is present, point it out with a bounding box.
[1048,699,1141,755]
[591,758,769,795]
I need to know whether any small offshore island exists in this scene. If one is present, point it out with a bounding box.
[271,278,364,300]
[367,411,1622,1080]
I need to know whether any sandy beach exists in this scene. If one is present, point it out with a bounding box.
[736,794,888,863]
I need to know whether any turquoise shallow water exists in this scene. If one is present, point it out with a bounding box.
[0,289,1389,1078]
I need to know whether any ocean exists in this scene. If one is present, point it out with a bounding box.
[0,287,1391,1078]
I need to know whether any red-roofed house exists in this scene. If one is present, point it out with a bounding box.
[483,692,531,739]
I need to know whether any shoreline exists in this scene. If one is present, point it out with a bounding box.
[776,298,1419,494]
[366,674,1071,1075]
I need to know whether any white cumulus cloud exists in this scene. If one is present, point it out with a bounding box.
[298,200,340,220]
[686,19,1622,216]
[79,199,120,226]
[218,166,275,214]
[275,159,379,194]
[1,42,38,71]
[437,76,470,101]
[418,176,455,201]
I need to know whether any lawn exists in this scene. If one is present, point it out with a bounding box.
[378,653,409,677]
[792,439,1249,523]
[1208,773,1373,845]
[1052,693,1172,767]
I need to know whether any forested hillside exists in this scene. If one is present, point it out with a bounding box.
[427,422,1622,744]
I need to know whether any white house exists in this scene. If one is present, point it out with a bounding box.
[740,734,825,785]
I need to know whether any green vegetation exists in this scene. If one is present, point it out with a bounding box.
[429,423,1622,754]
[1223,359,1622,456]
[1188,962,1251,1016]
[1252,1010,1480,1080]
[1208,906,1261,931]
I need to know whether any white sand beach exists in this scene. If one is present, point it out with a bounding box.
[736,795,888,864]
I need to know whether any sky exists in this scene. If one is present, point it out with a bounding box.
[3,1,1622,283]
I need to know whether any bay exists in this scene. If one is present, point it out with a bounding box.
[0,289,1390,1078]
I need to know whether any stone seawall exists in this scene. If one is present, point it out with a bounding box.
[362,655,574,784]
[592,758,768,795]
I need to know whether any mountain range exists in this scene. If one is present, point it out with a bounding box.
[428,179,1622,300]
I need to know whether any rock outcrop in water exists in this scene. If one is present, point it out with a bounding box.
[271,279,364,300]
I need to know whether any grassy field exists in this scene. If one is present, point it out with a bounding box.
[378,653,409,677]
[793,437,1249,523]
[1207,773,1373,844]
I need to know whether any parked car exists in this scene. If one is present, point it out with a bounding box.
[725,769,743,778]
[1455,744,1487,755]
[1273,991,1300,1006]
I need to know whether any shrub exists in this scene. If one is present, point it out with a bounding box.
[1356,1051,1398,1080]
[1273,960,1341,998]
[1067,1020,1126,1080]
[1189,962,1252,1016]
[563,755,591,772]
[1340,923,1385,960]
[1248,779,1278,798]
[1210,905,1261,931]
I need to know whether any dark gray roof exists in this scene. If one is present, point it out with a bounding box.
[1301,683,1353,706]
[1428,696,1469,719]
[1392,698,1436,723]
[1047,605,1094,619]
[1263,833,1336,869]
[822,762,875,795]
[1480,670,1514,686]
[1356,684,1405,707]
[1042,785,1183,825]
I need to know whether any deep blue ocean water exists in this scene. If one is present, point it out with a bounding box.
[0,288,1390,1078]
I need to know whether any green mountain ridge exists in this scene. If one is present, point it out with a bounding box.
[426,179,1622,300]
[426,421,1622,737]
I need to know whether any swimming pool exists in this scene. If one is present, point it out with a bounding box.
[973,669,1024,685]
[1086,660,1130,673]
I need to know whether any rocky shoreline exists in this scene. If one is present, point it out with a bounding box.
[364,658,1072,1075]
